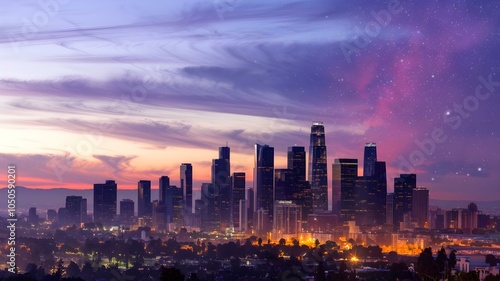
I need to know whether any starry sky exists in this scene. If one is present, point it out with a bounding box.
[0,0,499,203]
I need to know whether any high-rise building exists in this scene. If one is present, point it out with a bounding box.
[332,159,358,222]
[246,187,254,227]
[159,176,170,204]
[152,200,166,229]
[138,180,152,218]
[180,163,193,214]
[166,186,183,227]
[287,146,311,228]
[47,209,57,222]
[93,180,117,224]
[273,201,302,236]
[239,199,247,232]
[393,174,417,230]
[354,176,378,226]
[200,183,217,232]
[120,199,135,223]
[66,196,85,225]
[212,150,231,230]
[254,144,274,232]
[274,169,292,201]
[386,193,394,225]
[28,207,39,224]
[363,143,377,177]
[308,122,328,212]
[232,172,245,229]
[412,187,429,228]
[219,146,230,162]
[373,161,387,225]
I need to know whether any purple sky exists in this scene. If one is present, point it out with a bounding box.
[0,0,499,203]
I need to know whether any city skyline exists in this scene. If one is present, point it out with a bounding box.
[0,1,499,203]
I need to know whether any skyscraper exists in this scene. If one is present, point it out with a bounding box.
[373,161,387,225]
[274,169,292,201]
[232,172,246,229]
[308,122,328,212]
[159,176,170,204]
[93,180,117,224]
[212,147,231,230]
[166,185,183,227]
[287,146,311,227]
[363,143,377,177]
[273,201,302,236]
[180,163,193,214]
[393,174,417,230]
[412,187,429,228]
[246,187,254,227]
[254,144,274,232]
[138,180,152,218]
[386,193,394,225]
[332,159,358,223]
[200,183,217,232]
[120,199,135,223]
[66,196,84,225]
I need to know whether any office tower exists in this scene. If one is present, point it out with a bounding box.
[194,199,204,229]
[467,203,479,230]
[246,187,254,226]
[212,156,231,230]
[412,187,429,228]
[219,146,230,162]
[58,207,70,224]
[152,200,166,229]
[332,159,358,222]
[66,196,84,224]
[273,201,302,236]
[287,146,311,227]
[120,199,135,223]
[159,176,170,204]
[274,169,292,201]
[386,193,394,225]
[180,163,193,214]
[288,146,306,183]
[82,198,88,222]
[393,174,417,230]
[254,144,274,232]
[166,186,183,227]
[308,122,328,212]
[28,207,38,224]
[138,180,152,218]
[239,199,247,232]
[354,176,378,226]
[93,180,117,224]
[363,143,377,177]
[373,161,387,225]
[200,183,217,232]
[47,209,57,222]
[232,172,246,229]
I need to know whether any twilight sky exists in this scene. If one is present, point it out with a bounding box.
[0,0,499,203]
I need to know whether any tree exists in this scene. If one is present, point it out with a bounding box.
[279,238,286,246]
[436,246,448,272]
[159,266,184,281]
[258,238,263,247]
[486,254,498,267]
[65,261,80,278]
[315,239,320,248]
[416,247,439,280]
[314,261,326,281]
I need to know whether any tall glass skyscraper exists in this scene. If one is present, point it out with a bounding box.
[308,122,328,212]
[138,180,152,218]
[363,143,377,177]
[394,174,417,230]
[93,180,117,225]
[212,146,231,230]
[332,159,358,222]
[254,144,274,231]
[180,163,193,214]
[159,176,170,204]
